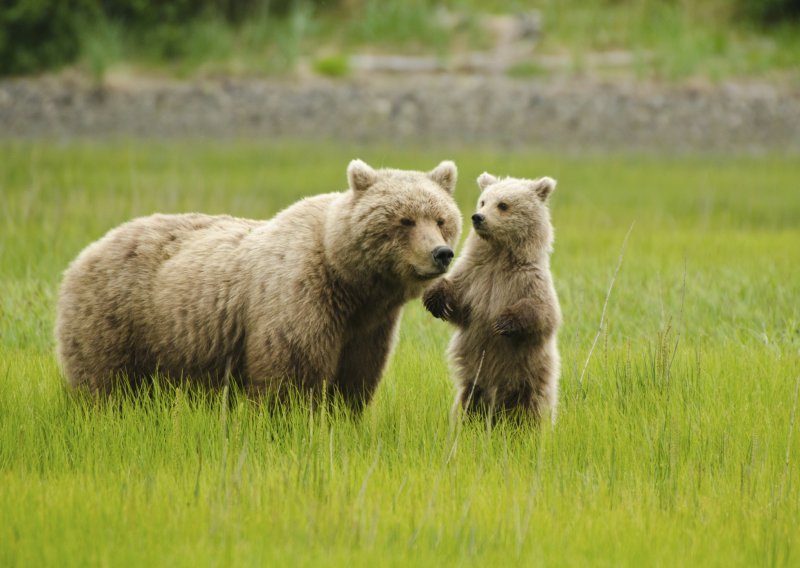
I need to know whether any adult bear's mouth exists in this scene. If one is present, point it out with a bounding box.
[414,269,446,281]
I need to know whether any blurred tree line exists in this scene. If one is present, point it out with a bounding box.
[0,0,327,75]
[1,0,799,76]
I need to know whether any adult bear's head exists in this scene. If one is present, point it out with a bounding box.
[329,159,462,296]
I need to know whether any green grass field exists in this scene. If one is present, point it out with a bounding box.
[1,142,798,566]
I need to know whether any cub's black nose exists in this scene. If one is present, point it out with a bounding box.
[471,213,485,226]
[432,246,454,270]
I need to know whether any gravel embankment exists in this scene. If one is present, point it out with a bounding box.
[1,74,798,151]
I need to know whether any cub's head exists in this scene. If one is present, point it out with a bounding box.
[344,159,462,291]
[471,173,557,252]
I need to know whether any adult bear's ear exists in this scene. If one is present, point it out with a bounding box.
[347,159,378,192]
[530,176,557,201]
[428,160,457,195]
[477,172,498,192]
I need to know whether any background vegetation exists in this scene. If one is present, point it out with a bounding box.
[2,0,800,79]
[1,141,798,565]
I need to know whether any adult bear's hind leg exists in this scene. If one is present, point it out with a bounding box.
[56,289,138,393]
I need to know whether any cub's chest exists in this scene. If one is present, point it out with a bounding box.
[458,268,522,321]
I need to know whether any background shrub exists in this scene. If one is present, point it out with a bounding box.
[0,0,97,75]
[737,0,800,24]
[1,0,799,77]
[0,0,336,76]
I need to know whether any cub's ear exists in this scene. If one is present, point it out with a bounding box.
[428,160,457,195]
[531,176,557,200]
[347,159,378,192]
[477,172,498,192]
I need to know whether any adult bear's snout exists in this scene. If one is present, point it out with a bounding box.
[432,246,454,270]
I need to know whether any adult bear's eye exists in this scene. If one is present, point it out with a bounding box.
[498,202,509,211]
[400,218,416,227]
[436,218,445,227]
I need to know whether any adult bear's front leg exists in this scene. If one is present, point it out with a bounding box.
[244,327,340,399]
[333,315,401,413]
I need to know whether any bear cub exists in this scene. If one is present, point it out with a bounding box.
[423,172,562,423]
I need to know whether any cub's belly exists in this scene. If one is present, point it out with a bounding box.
[448,327,546,386]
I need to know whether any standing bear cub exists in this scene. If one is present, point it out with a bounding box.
[423,173,561,422]
[56,159,462,410]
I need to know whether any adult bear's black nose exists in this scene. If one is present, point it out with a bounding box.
[432,246,454,270]
[472,213,485,226]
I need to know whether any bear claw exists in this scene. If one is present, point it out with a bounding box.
[493,315,517,336]
[423,285,451,320]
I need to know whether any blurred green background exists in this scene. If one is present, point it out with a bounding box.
[2,0,799,80]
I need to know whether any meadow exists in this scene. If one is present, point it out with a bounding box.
[0,141,798,565]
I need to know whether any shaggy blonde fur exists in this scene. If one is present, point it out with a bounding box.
[56,160,462,410]
[423,172,561,422]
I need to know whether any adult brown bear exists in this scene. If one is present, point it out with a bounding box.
[56,159,462,411]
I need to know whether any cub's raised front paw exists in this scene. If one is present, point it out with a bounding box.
[423,281,452,320]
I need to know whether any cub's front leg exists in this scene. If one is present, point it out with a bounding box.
[493,298,558,341]
[423,279,470,327]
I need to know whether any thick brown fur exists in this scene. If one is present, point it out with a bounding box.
[56,159,462,411]
[423,173,561,423]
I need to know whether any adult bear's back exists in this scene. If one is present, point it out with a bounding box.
[55,213,260,391]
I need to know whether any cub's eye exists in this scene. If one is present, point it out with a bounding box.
[498,202,509,211]
[400,218,416,227]
[480,200,485,207]
[436,218,445,227]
